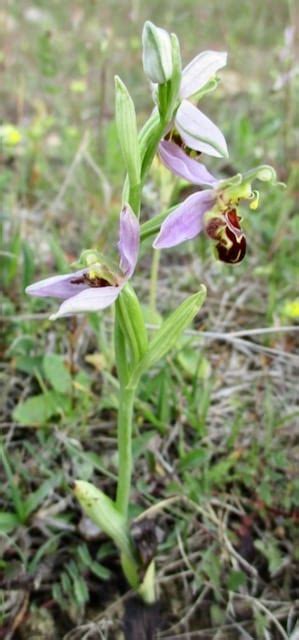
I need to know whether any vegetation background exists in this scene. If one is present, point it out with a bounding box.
[1,0,298,638]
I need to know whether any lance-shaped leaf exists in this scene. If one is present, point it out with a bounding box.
[129,286,206,385]
[73,481,139,587]
[115,76,141,188]
[116,283,148,370]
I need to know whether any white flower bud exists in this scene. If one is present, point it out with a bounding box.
[142,21,173,84]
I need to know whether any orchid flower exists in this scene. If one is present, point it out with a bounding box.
[26,205,139,319]
[170,50,228,159]
[154,139,276,263]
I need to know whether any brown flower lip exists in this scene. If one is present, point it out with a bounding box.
[205,208,247,264]
[216,227,247,264]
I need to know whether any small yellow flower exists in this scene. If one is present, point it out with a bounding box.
[70,79,87,93]
[0,124,22,147]
[282,299,299,320]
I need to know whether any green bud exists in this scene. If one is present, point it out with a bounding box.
[219,164,279,209]
[129,286,206,385]
[142,21,173,84]
[244,164,277,183]
[115,76,141,190]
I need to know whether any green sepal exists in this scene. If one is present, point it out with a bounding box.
[129,286,207,386]
[115,76,141,190]
[165,33,182,118]
[157,33,181,121]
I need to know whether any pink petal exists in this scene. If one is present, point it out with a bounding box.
[153,191,216,249]
[175,100,229,158]
[118,204,140,277]
[50,286,122,320]
[26,270,87,299]
[159,140,218,186]
[180,50,227,99]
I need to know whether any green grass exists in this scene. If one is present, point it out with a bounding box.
[1,0,298,637]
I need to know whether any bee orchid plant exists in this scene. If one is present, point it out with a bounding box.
[26,21,278,617]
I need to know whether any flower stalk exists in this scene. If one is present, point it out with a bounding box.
[116,385,137,517]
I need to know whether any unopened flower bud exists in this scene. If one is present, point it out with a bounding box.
[142,21,173,84]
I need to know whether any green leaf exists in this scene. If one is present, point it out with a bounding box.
[227,569,247,591]
[129,286,206,385]
[73,481,129,553]
[0,447,26,521]
[22,242,35,290]
[179,448,209,471]
[43,354,72,393]
[0,512,19,533]
[13,391,69,426]
[116,284,148,369]
[115,76,141,189]
[177,347,210,380]
[89,561,111,580]
[132,430,156,459]
[15,355,43,376]
[255,538,284,575]
[13,393,54,425]
[24,475,62,517]
[73,480,139,589]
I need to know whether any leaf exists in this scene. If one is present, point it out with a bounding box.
[13,393,54,425]
[0,448,25,521]
[0,512,19,533]
[15,355,43,376]
[177,348,210,380]
[115,76,141,188]
[43,354,72,393]
[132,430,156,459]
[227,569,247,591]
[13,391,70,426]
[89,561,111,580]
[24,475,62,517]
[179,447,209,471]
[22,241,35,290]
[255,538,284,575]
[129,286,206,385]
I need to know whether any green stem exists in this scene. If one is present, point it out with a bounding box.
[114,312,129,386]
[149,248,160,314]
[116,385,136,517]
[128,182,141,218]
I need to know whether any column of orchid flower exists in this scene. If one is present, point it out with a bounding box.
[26,22,278,604]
